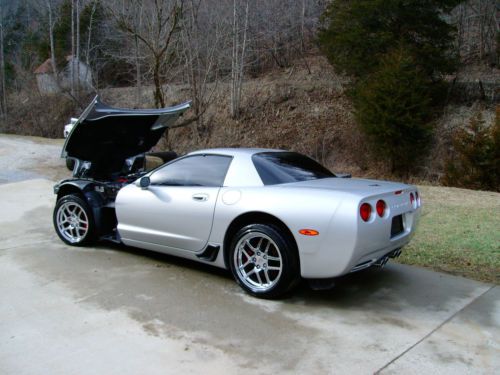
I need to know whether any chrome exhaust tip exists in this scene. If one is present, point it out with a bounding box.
[389,249,402,259]
[374,256,389,268]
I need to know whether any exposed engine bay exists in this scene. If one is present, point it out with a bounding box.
[55,151,179,241]
[54,96,190,241]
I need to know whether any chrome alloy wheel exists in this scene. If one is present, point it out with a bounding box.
[56,201,89,243]
[234,232,283,292]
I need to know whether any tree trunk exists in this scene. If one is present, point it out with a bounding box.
[0,8,6,118]
[134,34,142,107]
[236,1,249,113]
[230,0,238,118]
[153,57,164,108]
[134,2,143,107]
[47,0,58,91]
[230,0,249,119]
[70,0,75,95]
[85,0,98,90]
[300,0,306,52]
[76,0,80,97]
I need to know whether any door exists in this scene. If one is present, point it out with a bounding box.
[116,154,232,252]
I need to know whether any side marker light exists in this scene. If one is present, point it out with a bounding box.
[299,229,319,236]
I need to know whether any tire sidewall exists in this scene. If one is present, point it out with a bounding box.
[66,158,76,171]
[229,223,299,299]
[53,194,96,246]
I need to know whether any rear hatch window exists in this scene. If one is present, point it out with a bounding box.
[252,152,335,185]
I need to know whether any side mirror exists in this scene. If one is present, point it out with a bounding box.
[139,176,151,189]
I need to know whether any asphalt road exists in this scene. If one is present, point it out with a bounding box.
[0,134,498,374]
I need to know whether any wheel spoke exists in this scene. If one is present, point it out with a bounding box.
[240,258,252,269]
[245,239,257,252]
[268,266,281,271]
[255,270,263,285]
[246,268,256,277]
[267,255,280,261]
[264,241,271,254]
[264,270,271,284]
[241,248,252,260]
[256,237,263,250]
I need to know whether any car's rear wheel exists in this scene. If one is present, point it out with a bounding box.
[229,224,300,299]
[53,194,96,246]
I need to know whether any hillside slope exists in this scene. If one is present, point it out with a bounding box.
[101,56,496,182]
[101,57,370,176]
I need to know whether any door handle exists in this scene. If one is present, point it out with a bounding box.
[192,193,209,202]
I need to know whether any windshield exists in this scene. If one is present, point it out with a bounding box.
[252,152,335,185]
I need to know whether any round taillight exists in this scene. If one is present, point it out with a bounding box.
[376,200,386,217]
[410,192,415,207]
[360,203,372,222]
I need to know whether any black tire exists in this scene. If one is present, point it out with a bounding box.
[53,194,96,246]
[229,223,300,299]
[66,158,76,171]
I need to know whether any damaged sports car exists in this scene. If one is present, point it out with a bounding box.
[53,96,421,298]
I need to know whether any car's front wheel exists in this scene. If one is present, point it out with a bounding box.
[229,224,300,299]
[53,194,96,246]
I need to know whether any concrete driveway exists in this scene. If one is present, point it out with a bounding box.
[0,135,498,374]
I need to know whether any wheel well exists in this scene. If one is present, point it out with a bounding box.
[57,184,84,200]
[223,212,299,269]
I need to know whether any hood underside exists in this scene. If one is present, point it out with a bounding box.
[62,96,191,178]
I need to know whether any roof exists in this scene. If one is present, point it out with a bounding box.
[35,56,89,75]
[34,58,54,75]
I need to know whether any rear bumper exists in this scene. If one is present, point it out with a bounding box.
[299,201,421,279]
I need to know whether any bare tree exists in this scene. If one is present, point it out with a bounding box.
[46,0,58,89]
[179,0,225,134]
[0,3,6,117]
[454,0,499,64]
[230,0,249,118]
[129,1,144,107]
[110,0,185,108]
[84,0,98,88]
[70,0,75,94]
[75,0,80,97]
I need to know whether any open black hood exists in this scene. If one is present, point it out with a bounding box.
[62,96,191,177]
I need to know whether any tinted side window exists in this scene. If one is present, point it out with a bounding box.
[150,155,232,187]
[252,152,334,185]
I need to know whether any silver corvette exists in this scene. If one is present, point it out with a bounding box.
[54,97,421,298]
